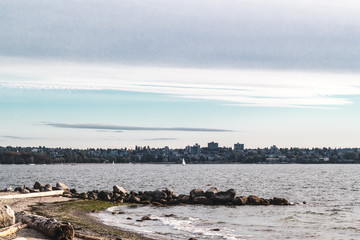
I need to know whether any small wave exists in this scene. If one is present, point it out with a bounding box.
[304,211,325,215]
[157,215,245,239]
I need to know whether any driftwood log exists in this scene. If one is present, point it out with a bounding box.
[15,212,74,240]
[0,205,16,228]
[0,222,28,237]
[75,232,102,240]
[0,190,64,200]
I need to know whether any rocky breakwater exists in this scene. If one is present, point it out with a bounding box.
[0,181,70,194]
[71,186,290,206]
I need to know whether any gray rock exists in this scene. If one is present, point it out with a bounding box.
[143,191,155,201]
[0,205,15,228]
[22,189,31,194]
[113,185,127,196]
[233,196,248,205]
[56,182,69,191]
[205,187,221,198]
[44,184,53,191]
[88,191,98,200]
[192,196,213,205]
[98,190,113,201]
[129,195,141,203]
[246,195,269,205]
[164,187,174,197]
[33,181,43,190]
[190,189,204,199]
[153,189,167,200]
[79,192,89,199]
[3,187,13,192]
[70,188,77,194]
[177,194,190,204]
[211,189,236,204]
[270,197,290,205]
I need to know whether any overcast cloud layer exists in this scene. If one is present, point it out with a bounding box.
[1,0,360,70]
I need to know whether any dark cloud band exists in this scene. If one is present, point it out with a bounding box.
[43,123,233,132]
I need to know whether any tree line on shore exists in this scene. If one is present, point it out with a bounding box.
[0,145,359,164]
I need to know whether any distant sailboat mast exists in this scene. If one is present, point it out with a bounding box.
[182,158,186,166]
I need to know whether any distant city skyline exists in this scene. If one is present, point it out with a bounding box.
[1,0,360,149]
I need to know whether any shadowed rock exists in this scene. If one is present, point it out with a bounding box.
[190,189,205,199]
[56,182,69,192]
[113,185,127,196]
[192,196,213,205]
[33,181,43,190]
[98,190,113,201]
[246,195,270,205]
[205,187,221,198]
[233,196,248,205]
[270,197,290,205]
[211,189,236,204]
[44,184,53,192]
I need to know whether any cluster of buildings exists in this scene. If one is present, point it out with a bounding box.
[0,143,359,164]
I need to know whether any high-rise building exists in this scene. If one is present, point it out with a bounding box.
[191,143,201,155]
[234,143,244,151]
[208,141,219,150]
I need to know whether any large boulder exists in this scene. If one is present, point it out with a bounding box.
[192,196,213,205]
[164,187,174,197]
[98,190,113,201]
[153,189,167,200]
[88,191,98,200]
[233,196,248,205]
[211,189,236,204]
[190,189,205,199]
[149,189,167,201]
[177,194,190,204]
[113,185,127,196]
[56,182,69,191]
[3,187,13,192]
[79,192,89,199]
[44,184,53,192]
[246,195,261,205]
[246,195,270,205]
[143,191,155,201]
[205,187,221,198]
[0,205,15,228]
[270,197,290,205]
[22,188,31,194]
[128,195,141,203]
[33,181,43,190]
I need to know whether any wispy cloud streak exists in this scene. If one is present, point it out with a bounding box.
[1,58,360,108]
[144,138,178,141]
[1,135,39,140]
[43,123,232,132]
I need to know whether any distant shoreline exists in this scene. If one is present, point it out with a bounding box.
[0,162,359,165]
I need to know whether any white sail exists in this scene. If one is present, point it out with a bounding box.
[182,158,186,166]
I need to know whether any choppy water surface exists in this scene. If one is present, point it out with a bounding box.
[1,164,360,239]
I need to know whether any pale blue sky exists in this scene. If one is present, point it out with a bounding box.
[1,0,360,149]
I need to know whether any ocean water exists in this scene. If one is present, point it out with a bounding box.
[1,164,360,239]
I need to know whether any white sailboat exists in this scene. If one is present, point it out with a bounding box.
[182,158,186,166]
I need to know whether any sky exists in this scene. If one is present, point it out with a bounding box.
[1,0,360,149]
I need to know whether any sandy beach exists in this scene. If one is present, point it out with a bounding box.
[0,192,152,240]
[0,193,76,240]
